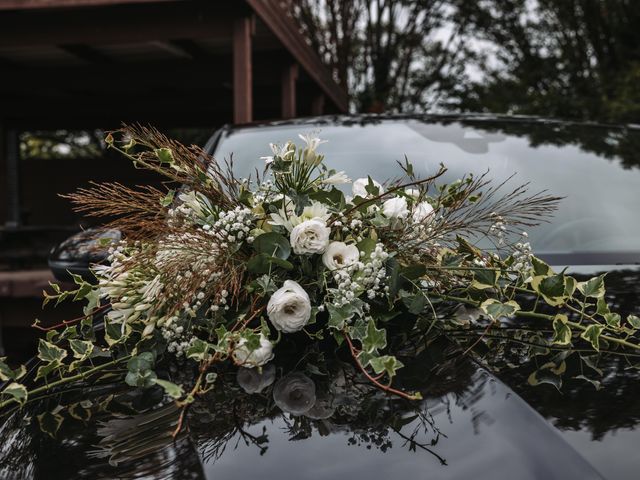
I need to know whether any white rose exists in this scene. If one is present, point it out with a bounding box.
[412,201,434,223]
[267,280,312,332]
[382,196,409,219]
[290,218,330,254]
[322,241,359,271]
[232,333,274,368]
[352,177,383,198]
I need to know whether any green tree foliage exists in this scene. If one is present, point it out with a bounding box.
[294,0,640,123]
[432,0,640,122]
[292,0,472,113]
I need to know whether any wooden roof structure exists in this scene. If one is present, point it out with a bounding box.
[0,0,348,128]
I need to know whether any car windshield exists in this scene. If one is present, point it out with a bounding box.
[212,118,640,263]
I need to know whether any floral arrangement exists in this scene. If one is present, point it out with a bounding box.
[1,125,639,432]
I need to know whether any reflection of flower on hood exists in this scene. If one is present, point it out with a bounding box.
[236,363,276,394]
[273,372,316,415]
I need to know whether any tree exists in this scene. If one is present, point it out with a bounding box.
[448,0,640,123]
[292,0,472,113]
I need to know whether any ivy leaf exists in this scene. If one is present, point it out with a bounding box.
[153,378,184,399]
[37,411,64,439]
[552,314,572,345]
[479,299,520,321]
[530,274,568,306]
[368,355,404,378]
[604,313,621,329]
[37,339,67,364]
[596,297,610,316]
[577,274,606,299]
[627,315,640,329]
[574,375,603,391]
[186,338,211,361]
[69,339,94,360]
[0,358,26,382]
[349,317,368,342]
[362,319,387,354]
[3,382,28,406]
[472,268,499,289]
[154,147,174,164]
[68,402,92,421]
[528,370,562,391]
[531,256,553,276]
[327,303,355,329]
[580,324,605,351]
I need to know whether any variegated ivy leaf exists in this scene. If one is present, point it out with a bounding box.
[530,273,572,306]
[604,313,621,329]
[153,378,184,399]
[580,324,605,351]
[479,299,520,321]
[577,274,606,299]
[628,315,640,329]
[472,268,500,290]
[69,339,94,360]
[552,314,572,345]
[37,411,64,439]
[0,358,26,382]
[186,338,211,361]
[2,382,27,406]
[368,355,404,379]
[37,339,67,367]
[362,319,387,354]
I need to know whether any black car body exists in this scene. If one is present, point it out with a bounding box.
[2,114,639,480]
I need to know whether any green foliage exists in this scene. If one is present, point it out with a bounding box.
[125,353,157,388]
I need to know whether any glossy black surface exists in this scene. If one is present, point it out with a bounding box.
[2,116,639,479]
[0,341,610,480]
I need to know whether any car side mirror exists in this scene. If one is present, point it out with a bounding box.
[48,228,121,283]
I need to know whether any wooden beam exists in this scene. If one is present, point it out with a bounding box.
[247,0,348,113]
[233,17,253,124]
[281,63,298,119]
[0,2,240,47]
[311,94,325,116]
[0,0,178,11]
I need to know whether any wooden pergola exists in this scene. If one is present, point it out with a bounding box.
[0,0,348,227]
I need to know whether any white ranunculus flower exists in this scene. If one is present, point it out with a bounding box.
[382,196,409,219]
[267,280,312,332]
[352,177,383,198]
[322,171,351,185]
[412,201,435,223]
[232,333,274,368]
[290,217,330,254]
[322,241,359,271]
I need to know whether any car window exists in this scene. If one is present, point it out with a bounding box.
[212,119,640,260]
